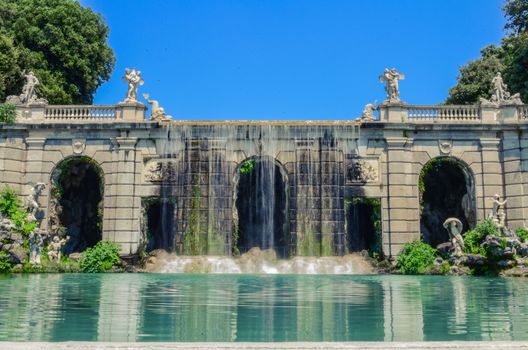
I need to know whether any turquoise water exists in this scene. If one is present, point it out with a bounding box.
[0,274,527,342]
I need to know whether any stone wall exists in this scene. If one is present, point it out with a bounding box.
[1,103,528,256]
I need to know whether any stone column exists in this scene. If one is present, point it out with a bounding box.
[107,137,141,255]
[24,137,48,230]
[479,137,504,222]
[383,137,419,256]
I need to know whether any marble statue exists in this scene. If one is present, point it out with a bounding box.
[379,68,404,102]
[122,68,144,102]
[6,71,48,105]
[361,101,377,121]
[48,235,67,262]
[480,72,523,105]
[489,194,507,227]
[28,230,43,265]
[443,217,465,258]
[26,182,45,222]
[143,93,172,121]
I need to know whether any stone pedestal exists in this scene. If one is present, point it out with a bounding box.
[378,101,408,123]
[116,102,147,122]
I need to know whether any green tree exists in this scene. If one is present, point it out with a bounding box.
[446,46,505,105]
[446,0,528,104]
[0,0,115,104]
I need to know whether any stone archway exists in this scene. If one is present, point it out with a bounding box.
[233,156,290,258]
[49,156,104,254]
[419,156,476,248]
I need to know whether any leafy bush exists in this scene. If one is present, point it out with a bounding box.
[396,240,437,275]
[464,219,498,254]
[0,252,12,273]
[515,227,528,242]
[0,104,16,124]
[239,159,255,174]
[80,241,121,273]
[0,186,36,236]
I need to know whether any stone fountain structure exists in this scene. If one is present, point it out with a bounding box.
[1,69,528,259]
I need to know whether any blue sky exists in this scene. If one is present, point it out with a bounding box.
[80,0,505,120]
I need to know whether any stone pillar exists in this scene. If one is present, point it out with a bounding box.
[502,131,525,228]
[319,145,345,256]
[294,139,321,256]
[378,102,408,123]
[207,139,231,255]
[383,137,419,256]
[480,105,500,123]
[108,137,141,255]
[116,102,147,122]
[24,137,48,230]
[479,137,504,222]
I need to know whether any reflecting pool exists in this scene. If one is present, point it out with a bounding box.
[0,274,527,342]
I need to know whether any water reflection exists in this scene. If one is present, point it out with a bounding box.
[0,274,526,342]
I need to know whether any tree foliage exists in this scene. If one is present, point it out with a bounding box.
[447,0,528,104]
[0,0,115,104]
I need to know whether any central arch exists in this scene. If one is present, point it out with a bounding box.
[419,156,476,248]
[233,156,290,258]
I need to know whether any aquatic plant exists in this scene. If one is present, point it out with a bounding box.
[396,240,437,275]
[79,241,121,273]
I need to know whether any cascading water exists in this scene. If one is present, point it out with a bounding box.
[141,121,374,274]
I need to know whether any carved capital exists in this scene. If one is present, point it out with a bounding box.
[25,137,46,150]
[116,137,138,151]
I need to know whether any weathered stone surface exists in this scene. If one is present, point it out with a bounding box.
[464,254,487,266]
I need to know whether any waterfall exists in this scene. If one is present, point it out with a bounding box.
[142,121,361,261]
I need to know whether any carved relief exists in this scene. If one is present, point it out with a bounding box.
[347,159,378,184]
[438,140,452,155]
[72,139,85,154]
[143,161,179,182]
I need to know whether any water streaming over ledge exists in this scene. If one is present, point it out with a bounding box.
[144,248,374,274]
[144,122,361,261]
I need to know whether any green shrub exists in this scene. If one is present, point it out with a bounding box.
[80,241,121,273]
[0,104,16,124]
[397,240,437,275]
[0,186,36,237]
[515,227,528,242]
[0,251,12,273]
[239,159,255,174]
[464,219,497,255]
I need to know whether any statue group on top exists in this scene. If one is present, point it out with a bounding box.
[358,67,404,122]
[379,67,405,102]
[6,71,48,105]
[122,68,172,121]
[481,72,523,105]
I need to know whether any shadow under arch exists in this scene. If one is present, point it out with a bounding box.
[419,156,476,247]
[232,156,291,258]
[49,155,105,254]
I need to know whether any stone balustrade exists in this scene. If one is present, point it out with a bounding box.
[10,102,528,124]
[406,105,481,122]
[45,105,117,121]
